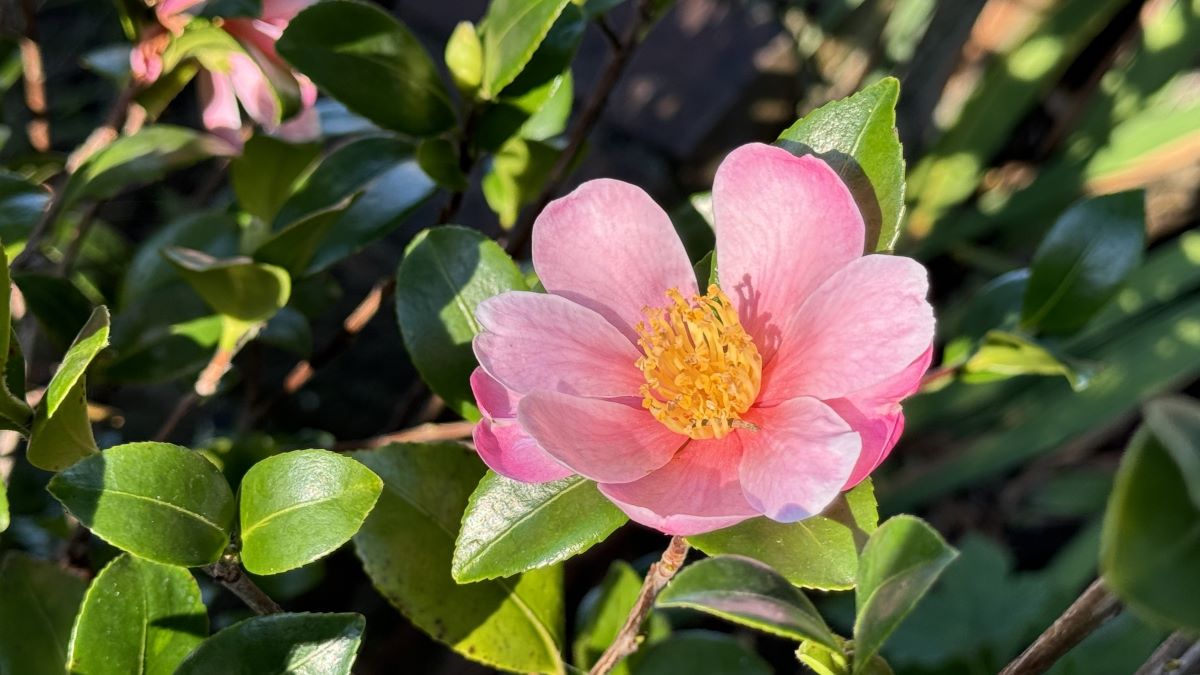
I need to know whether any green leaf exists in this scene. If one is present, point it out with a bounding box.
[445,21,483,95]
[252,199,355,278]
[416,138,468,191]
[27,378,98,472]
[231,136,320,223]
[1021,191,1145,335]
[955,269,1031,344]
[45,306,109,418]
[269,134,435,275]
[657,555,839,649]
[165,247,291,324]
[574,561,670,674]
[352,443,565,673]
[174,613,365,675]
[105,315,224,385]
[1101,398,1200,631]
[479,0,571,98]
[277,0,455,136]
[0,553,87,675]
[0,170,48,252]
[631,631,772,675]
[239,449,383,575]
[853,515,958,674]
[0,242,30,432]
[62,126,234,210]
[689,478,878,590]
[395,226,527,419]
[482,137,561,227]
[48,442,236,566]
[14,274,96,349]
[118,210,240,308]
[963,330,1093,391]
[26,306,109,471]
[0,479,7,532]
[777,77,904,252]
[453,472,626,582]
[66,554,207,675]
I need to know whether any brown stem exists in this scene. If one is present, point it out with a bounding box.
[202,557,282,615]
[505,0,658,257]
[1136,633,1200,675]
[589,536,689,675]
[154,391,198,442]
[333,420,474,452]
[998,579,1122,675]
[56,201,101,275]
[18,0,50,153]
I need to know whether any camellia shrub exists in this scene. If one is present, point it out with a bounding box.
[0,0,1198,673]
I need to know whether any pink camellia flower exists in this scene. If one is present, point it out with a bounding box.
[130,0,319,149]
[470,143,935,536]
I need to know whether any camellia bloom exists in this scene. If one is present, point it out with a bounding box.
[471,143,934,535]
[130,0,319,149]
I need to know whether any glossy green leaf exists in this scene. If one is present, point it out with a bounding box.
[1021,191,1145,335]
[119,210,241,308]
[445,21,483,95]
[27,306,109,471]
[62,126,234,210]
[165,247,291,324]
[66,554,207,675]
[48,442,236,566]
[574,561,670,674]
[631,631,772,675]
[269,134,435,275]
[689,478,878,590]
[0,553,87,675]
[453,472,626,582]
[853,515,958,674]
[240,449,383,575]
[231,136,320,223]
[955,269,1030,344]
[0,479,7,532]
[657,555,838,648]
[1102,398,1200,631]
[963,330,1093,391]
[416,138,468,191]
[27,378,98,472]
[45,306,109,418]
[479,0,570,98]
[395,226,527,419]
[777,77,904,252]
[353,443,565,673]
[175,613,365,675]
[277,0,455,136]
[483,137,561,227]
[252,199,355,277]
[0,170,48,252]
[105,315,223,385]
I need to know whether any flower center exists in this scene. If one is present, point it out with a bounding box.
[635,284,762,440]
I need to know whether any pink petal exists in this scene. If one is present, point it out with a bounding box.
[198,71,244,149]
[830,346,932,488]
[739,397,861,522]
[470,367,519,420]
[760,254,934,403]
[518,390,684,483]
[227,52,280,127]
[474,291,644,398]
[274,105,321,142]
[532,179,697,340]
[598,436,757,535]
[259,0,315,23]
[473,418,572,483]
[713,143,865,360]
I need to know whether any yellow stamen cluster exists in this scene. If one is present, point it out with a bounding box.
[635,285,762,439]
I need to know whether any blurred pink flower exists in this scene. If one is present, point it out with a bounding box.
[131,0,319,148]
[471,142,935,535]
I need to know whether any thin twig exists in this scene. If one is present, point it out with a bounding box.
[505,0,658,257]
[154,391,198,442]
[202,557,282,615]
[65,83,138,173]
[998,579,1122,675]
[1136,633,1200,675]
[333,420,474,451]
[589,536,689,675]
[18,0,50,153]
[56,201,101,275]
